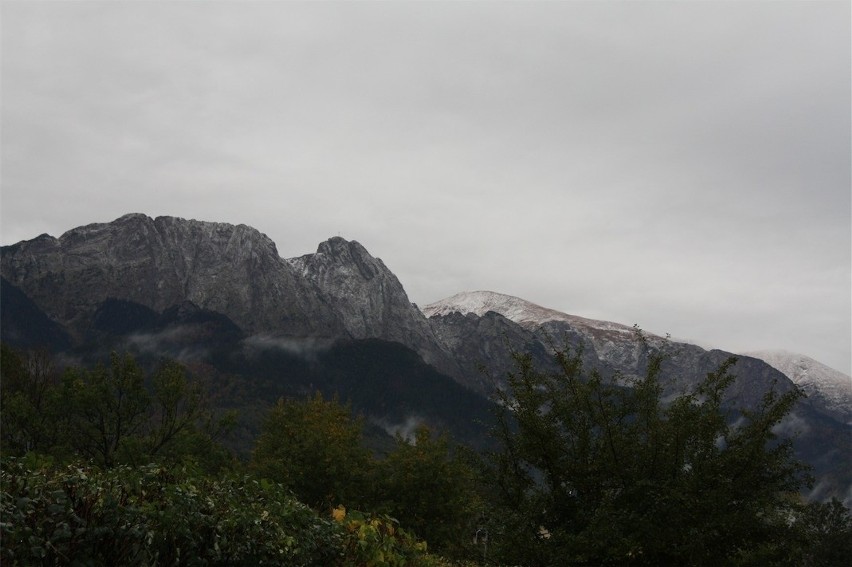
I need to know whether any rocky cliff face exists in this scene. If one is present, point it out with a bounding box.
[428,310,548,394]
[0,214,345,340]
[0,215,457,376]
[287,237,460,377]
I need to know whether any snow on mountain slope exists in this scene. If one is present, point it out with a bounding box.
[422,290,644,336]
[744,350,851,423]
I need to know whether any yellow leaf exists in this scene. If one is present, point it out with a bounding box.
[332,505,346,522]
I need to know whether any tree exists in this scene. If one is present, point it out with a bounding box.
[490,345,812,566]
[61,352,150,467]
[0,345,63,455]
[1,347,233,471]
[375,425,482,556]
[796,498,852,567]
[251,392,373,510]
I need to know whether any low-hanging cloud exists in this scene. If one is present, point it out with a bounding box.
[373,415,425,444]
[242,334,334,361]
[125,326,209,364]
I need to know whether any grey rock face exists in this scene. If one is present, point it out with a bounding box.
[0,214,346,339]
[287,237,460,377]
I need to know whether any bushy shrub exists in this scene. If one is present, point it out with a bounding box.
[0,459,342,566]
[332,505,436,567]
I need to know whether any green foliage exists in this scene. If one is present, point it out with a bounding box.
[0,345,64,455]
[0,459,343,566]
[490,346,812,566]
[333,505,437,567]
[61,352,151,467]
[251,392,373,510]
[6,342,844,566]
[0,346,235,472]
[794,498,852,567]
[376,426,482,556]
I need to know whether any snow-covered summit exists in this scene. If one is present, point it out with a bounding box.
[744,350,851,423]
[422,290,639,336]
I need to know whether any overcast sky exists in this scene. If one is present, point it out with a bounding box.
[2,1,850,375]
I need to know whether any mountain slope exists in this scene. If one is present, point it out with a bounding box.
[745,350,851,425]
[0,215,462,377]
[423,290,642,336]
[0,277,71,351]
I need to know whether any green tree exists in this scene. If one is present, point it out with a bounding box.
[141,359,236,471]
[376,426,482,556]
[796,498,852,567]
[2,347,233,471]
[490,346,812,566]
[251,392,373,510]
[0,345,63,456]
[61,352,150,467]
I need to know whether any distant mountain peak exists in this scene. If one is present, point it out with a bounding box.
[422,290,640,336]
[743,349,851,423]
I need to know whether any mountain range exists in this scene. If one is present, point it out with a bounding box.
[1,213,849,503]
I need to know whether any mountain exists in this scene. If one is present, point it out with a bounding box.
[744,350,851,425]
[423,291,851,504]
[0,214,451,371]
[424,290,642,336]
[424,291,791,406]
[0,214,344,339]
[1,215,849,503]
[0,277,72,351]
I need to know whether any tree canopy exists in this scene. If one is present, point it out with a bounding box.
[0,345,233,472]
[2,342,849,565]
[489,345,813,566]
[251,392,373,510]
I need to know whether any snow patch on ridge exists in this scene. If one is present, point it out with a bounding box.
[422,290,642,336]
[744,349,851,423]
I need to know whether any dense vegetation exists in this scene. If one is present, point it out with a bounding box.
[1,342,850,565]
[489,347,838,565]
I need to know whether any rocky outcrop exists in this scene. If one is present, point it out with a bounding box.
[288,237,460,377]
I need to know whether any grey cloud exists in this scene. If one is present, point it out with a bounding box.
[242,334,334,362]
[373,415,425,444]
[125,327,209,364]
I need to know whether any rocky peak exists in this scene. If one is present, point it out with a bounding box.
[288,237,405,337]
[1,216,458,377]
[304,237,381,282]
[288,237,459,376]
